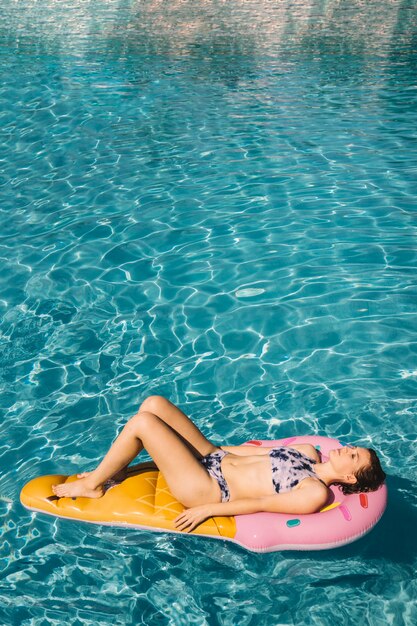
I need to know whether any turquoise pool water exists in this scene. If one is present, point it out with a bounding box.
[1,0,417,623]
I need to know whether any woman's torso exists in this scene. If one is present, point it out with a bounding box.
[221,446,323,501]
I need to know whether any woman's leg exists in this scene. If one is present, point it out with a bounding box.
[52,411,221,506]
[76,396,216,480]
[138,396,217,457]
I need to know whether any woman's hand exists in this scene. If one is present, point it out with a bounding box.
[174,505,212,532]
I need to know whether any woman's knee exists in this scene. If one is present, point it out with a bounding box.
[128,410,160,435]
[138,395,167,414]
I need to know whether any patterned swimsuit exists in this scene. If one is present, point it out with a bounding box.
[200,450,230,502]
[269,446,324,493]
[200,446,323,502]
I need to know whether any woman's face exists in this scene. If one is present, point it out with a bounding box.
[329,446,371,480]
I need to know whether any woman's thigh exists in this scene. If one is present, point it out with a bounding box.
[135,411,221,507]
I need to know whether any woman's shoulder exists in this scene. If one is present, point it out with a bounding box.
[294,476,329,508]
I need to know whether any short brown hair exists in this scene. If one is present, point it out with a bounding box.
[335,448,386,495]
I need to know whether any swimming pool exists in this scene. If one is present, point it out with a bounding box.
[1,0,417,623]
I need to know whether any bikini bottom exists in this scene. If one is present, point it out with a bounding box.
[200,449,230,503]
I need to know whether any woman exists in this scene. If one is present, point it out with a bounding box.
[52,396,386,532]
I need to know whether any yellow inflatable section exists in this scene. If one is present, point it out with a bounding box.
[20,464,236,539]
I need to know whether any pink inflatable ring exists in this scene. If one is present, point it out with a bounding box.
[234,435,387,551]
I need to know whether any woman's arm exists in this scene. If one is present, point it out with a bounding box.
[219,445,271,456]
[174,484,328,531]
[221,444,320,461]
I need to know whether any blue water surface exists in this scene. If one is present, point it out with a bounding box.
[1,1,417,624]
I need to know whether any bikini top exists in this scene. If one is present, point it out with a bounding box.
[269,446,326,493]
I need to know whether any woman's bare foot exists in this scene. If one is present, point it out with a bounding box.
[77,467,128,482]
[52,477,104,499]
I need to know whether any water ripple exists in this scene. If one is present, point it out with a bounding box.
[1,0,417,624]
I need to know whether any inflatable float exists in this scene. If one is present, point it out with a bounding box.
[20,436,387,552]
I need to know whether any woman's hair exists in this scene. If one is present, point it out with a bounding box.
[335,448,386,495]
